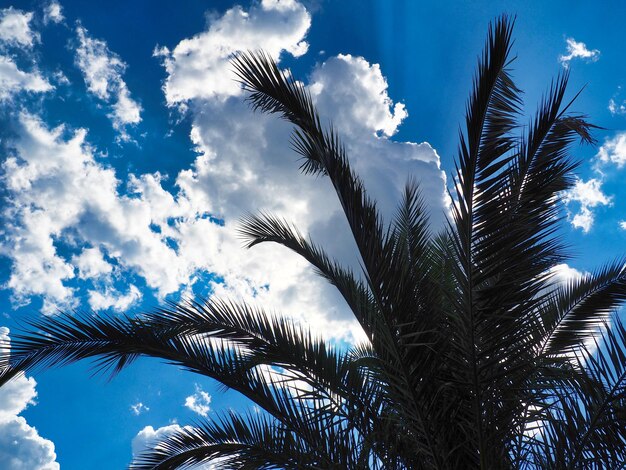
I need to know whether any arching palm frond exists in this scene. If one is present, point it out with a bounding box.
[540,260,626,355]
[0,302,395,467]
[130,410,347,470]
[237,212,380,338]
[233,50,451,467]
[527,316,626,468]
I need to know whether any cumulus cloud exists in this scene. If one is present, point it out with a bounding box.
[75,25,141,139]
[562,178,612,233]
[308,54,447,228]
[132,424,183,458]
[0,10,51,102]
[549,263,585,285]
[72,247,112,279]
[561,131,626,233]
[88,285,142,312]
[155,0,311,105]
[2,115,97,311]
[0,328,58,469]
[0,7,38,48]
[1,113,193,312]
[0,343,37,422]
[559,37,599,67]
[184,385,211,417]
[43,2,63,25]
[1,0,447,342]
[0,56,52,100]
[170,48,447,337]
[597,132,626,167]
[309,54,407,138]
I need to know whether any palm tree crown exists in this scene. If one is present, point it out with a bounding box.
[2,15,626,469]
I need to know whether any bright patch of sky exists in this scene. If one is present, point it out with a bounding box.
[1,0,626,468]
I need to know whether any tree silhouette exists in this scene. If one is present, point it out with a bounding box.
[2,15,626,469]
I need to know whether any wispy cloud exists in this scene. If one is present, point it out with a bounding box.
[608,98,626,116]
[559,37,599,67]
[130,402,149,416]
[609,87,626,116]
[74,25,141,140]
[0,56,52,100]
[43,2,64,25]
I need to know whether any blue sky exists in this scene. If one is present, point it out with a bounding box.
[1,0,626,468]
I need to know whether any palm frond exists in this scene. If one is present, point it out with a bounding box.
[540,260,626,355]
[130,412,325,470]
[534,315,626,467]
[233,51,453,467]
[238,212,380,338]
[446,15,526,464]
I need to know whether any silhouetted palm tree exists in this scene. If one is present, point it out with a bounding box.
[2,16,626,469]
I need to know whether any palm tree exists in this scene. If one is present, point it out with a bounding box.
[2,15,626,469]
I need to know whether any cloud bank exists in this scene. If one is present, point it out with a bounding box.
[1,0,448,343]
[0,328,58,469]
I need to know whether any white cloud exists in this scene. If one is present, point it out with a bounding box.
[0,331,37,423]
[88,285,142,312]
[1,0,447,342]
[308,54,447,228]
[562,178,612,233]
[608,98,626,116]
[0,8,38,47]
[597,132,626,167]
[75,26,121,100]
[0,328,59,470]
[0,113,260,316]
[75,25,141,139]
[184,385,211,417]
[51,70,69,86]
[549,263,585,285]
[72,247,112,279]
[172,50,446,338]
[130,402,149,416]
[2,115,94,311]
[0,55,52,100]
[309,54,407,138]
[559,37,599,67]
[570,207,594,233]
[132,424,183,458]
[43,2,63,25]
[608,85,626,116]
[155,0,311,105]
[572,131,626,234]
[0,417,59,470]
